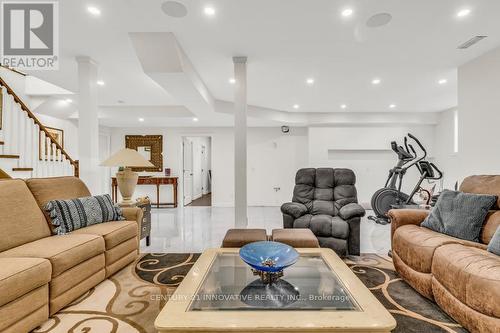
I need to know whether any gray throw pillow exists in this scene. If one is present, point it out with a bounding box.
[487,227,500,256]
[45,194,124,235]
[421,190,497,242]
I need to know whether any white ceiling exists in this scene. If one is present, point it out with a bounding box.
[24,0,500,126]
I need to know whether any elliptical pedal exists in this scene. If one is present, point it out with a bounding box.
[368,215,390,225]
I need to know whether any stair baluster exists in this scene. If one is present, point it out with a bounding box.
[0,77,78,178]
[3,91,13,155]
[32,122,40,177]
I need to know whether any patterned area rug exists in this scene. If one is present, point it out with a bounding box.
[34,253,466,333]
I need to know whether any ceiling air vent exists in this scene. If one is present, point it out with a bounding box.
[458,36,487,49]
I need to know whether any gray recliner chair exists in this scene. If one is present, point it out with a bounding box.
[281,168,365,256]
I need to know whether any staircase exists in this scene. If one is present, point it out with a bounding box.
[0,76,78,179]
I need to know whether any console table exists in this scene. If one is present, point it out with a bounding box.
[112,176,178,208]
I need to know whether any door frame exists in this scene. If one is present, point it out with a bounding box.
[181,135,212,206]
[182,138,194,206]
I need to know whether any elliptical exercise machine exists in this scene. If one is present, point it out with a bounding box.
[368,133,442,225]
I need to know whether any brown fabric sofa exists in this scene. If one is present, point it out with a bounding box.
[0,177,143,332]
[389,175,500,333]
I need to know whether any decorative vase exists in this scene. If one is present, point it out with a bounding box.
[116,167,138,206]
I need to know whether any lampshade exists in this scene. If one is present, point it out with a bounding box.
[100,148,155,167]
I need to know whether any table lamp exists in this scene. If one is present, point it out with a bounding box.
[101,148,154,206]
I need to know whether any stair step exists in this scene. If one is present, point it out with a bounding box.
[0,154,19,159]
[12,167,33,171]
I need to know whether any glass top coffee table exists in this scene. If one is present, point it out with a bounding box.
[155,248,396,332]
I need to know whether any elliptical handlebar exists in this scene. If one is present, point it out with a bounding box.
[407,133,427,157]
[402,133,427,171]
[428,162,443,180]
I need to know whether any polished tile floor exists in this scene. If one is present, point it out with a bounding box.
[141,206,391,255]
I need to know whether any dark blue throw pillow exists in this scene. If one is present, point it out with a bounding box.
[421,190,497,242]
[45,194,124,235]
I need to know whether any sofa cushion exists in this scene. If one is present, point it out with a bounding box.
[432,244,500,318]
[0,234,105,277]
[45,194,124,235]
[0,179,51,252]
[25,176,92,226]
[281,202,308,219]
[392,225,487,274]
[0,258,51,307]
[421,190,496,242]
[0,285,48,333]
[311,200,336,216]
[460,175,500,209]
[292,168,358,214]
[72,220,137,250]
[309,215,349,239]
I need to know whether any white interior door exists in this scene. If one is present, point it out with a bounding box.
[183,139,194,205]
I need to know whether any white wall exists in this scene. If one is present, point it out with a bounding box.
[433,108,460,189]
[35,113,79,159]
[308,125,436,205]
[456,46,500,178]
[434,46,500,187]
[109,127,308,207]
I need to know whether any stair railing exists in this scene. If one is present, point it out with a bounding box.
[0,76,79,177]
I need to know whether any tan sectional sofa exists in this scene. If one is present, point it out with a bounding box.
[389,175,500,333]
[0,177,143,333]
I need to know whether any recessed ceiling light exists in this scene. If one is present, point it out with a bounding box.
[306,78,315,85]
[229,78,236,84]
[389,104,397,109]
[293,104,300,109]
[87,6,101,16]
[204,7,215,16]
[193,117,199,122]
[340,104,347,109]
[438,79,448,85]
[65,98,73,103]
[138,118,145,122]
[96,80,105,86]
[456,8,471,18]
[341,8,354,17]
[372,78,381,85]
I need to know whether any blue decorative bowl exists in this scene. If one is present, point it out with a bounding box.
[239,241,299,273]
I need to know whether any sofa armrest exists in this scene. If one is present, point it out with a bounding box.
[281,202,308,219]
[388,209,430,241]
[339,203,366,220]
[121,207,144,251]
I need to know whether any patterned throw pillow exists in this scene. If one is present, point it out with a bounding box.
[45,194,124,235]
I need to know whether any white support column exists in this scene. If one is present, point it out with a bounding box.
[233,56,248,228]
[76,56,100,193]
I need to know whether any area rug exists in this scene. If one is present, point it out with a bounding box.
[34,253,466,333]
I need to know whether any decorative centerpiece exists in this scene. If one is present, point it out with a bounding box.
[239,241,299,284]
